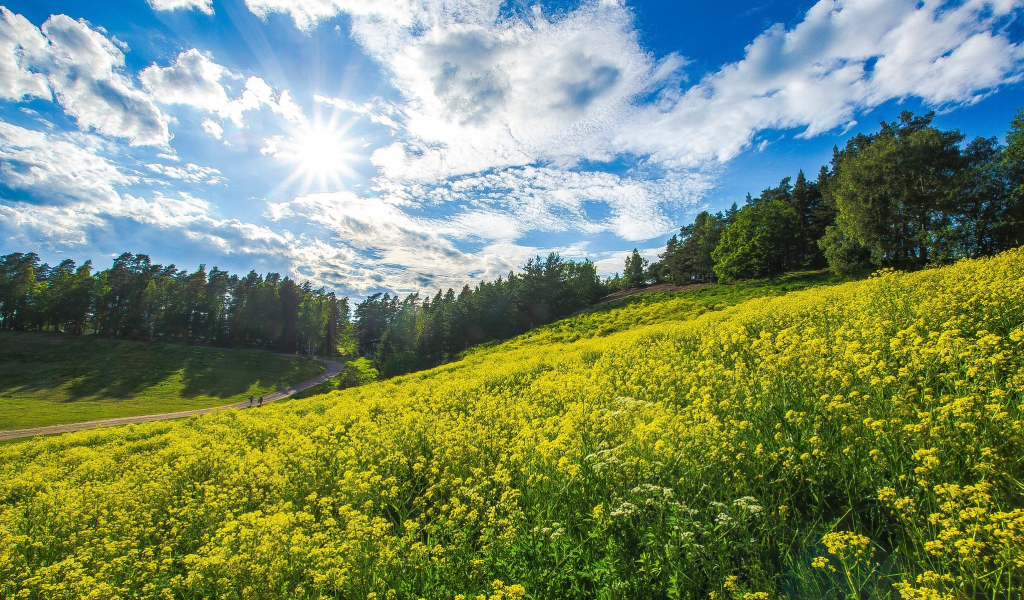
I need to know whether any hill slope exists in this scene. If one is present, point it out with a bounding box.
[2,252,1024,599]
[0,333,323,430]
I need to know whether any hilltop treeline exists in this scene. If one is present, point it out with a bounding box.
[611,109,1024,287]
[0,251,353,355]
[353,253,604,377]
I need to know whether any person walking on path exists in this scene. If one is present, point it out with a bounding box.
[248,394,254,407]
[257,395,264,407]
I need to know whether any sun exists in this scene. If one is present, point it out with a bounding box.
[274,118,359,194]
[293,128,349,178]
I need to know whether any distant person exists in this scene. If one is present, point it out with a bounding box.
[248,394,254,407]
[258,395,264,407]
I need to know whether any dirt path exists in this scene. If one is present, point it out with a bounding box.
[0,358,345,442]
[588,282,710,310]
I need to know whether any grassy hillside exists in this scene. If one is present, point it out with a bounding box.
[2,252,1023,599]
[0,332,324,430]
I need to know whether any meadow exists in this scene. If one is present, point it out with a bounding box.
[1,250,1023,599]
[0,333,323,430]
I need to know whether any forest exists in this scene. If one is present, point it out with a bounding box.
[0,252,351,356]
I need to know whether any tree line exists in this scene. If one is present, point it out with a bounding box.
[613,109,1024,286]
[353,253,604,378]
[0,249,605,379]
[0,251,353,356]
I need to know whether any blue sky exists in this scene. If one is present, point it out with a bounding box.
[1,0,1022,297]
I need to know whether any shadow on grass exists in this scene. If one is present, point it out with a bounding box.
[0,331,311,402]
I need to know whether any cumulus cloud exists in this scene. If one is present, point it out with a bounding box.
[0,120,132,207]
[364,3,654,181]
[0,121,211,247]
[140,49,306,126]
[200,117,224,139]
[618,0,1024,165]
[0,9,172,145]
[0,8,51,101]
[261,161,713,292]
[147,0,215,16]
[388,166,714,242]
[0,119,298,261]
[0,12,305,148]
[139,49,233,110]
[0,121,222,228]
[42,15,171,146]
[0,201,104,247]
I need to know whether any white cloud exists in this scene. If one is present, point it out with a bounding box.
[200,118,224,139]
[0,121,222,248]
[243,0,416,32]
[0,9,171,145]
[0,8,51,101]
[145,161,225,184]
[262,164,712,292]
[140,49,307,127]
[139,48,233,110]
[0,120,132,206]
[392,166,713,242]
[265,190,549,293]
[618,0,1024,165]
[362,3,654,181]
[0,120,220,232]
[41,15,171,146]
[119,192,214,227]
[0,202,105,247]
[260,134,284,156]
[147,0,215,16]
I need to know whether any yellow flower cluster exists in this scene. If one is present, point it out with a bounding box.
[2,250,1024,598]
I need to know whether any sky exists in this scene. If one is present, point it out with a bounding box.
[0,0,1022,298]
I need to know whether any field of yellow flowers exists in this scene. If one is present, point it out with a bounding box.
[3,250,1024,599]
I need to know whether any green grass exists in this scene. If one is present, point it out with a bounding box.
[473,269,856,353]
[290,357,379,400]
[0,331,324,430]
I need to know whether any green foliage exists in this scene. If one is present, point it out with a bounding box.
[0,252,40,330]
[652,109,1024,285]
[828,111,965,268]
[0,330,322,430]
[657,209,730,283]
[818,225,872,276]
[1005,108,1024,203]
[623,249,649,288]
[712,199,801,282]
[297,289,332,356]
